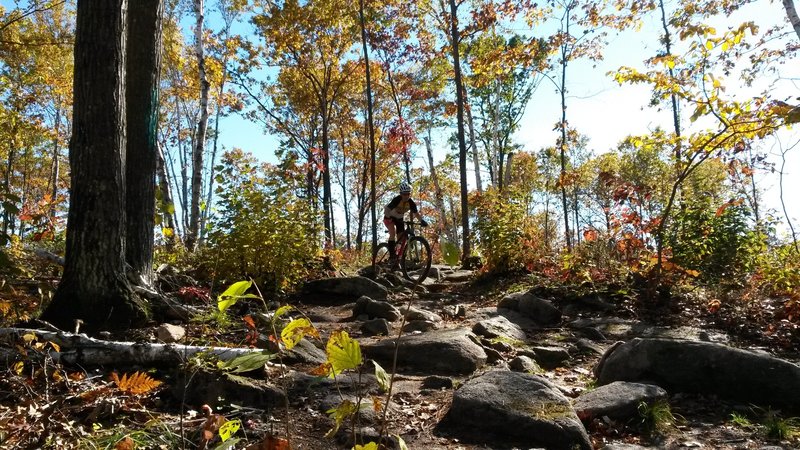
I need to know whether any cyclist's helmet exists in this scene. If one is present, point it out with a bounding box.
[399,181,411,194]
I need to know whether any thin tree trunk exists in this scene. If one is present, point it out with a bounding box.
[425,133,456,244]
[156,143,177,249]
[321,102,333,248]
[187,0,209,251]
[559,45,572,251]
[449,0,471,266]
[3,138,16,237]
[466,99,483,193]
[359,0,378,252]
[49,106,61,219]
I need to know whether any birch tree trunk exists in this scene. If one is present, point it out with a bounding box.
[425,133,457,244]
[783,0,800,41]
[187,0,209,251]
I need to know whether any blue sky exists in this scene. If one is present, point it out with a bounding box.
[213,0,799,234]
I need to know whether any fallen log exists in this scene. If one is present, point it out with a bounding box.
[0,327,267,367]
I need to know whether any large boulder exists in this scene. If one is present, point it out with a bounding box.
[440,370,592,450]
[595,338,800,412]
[362,328,487,375]
[303,276,388,302]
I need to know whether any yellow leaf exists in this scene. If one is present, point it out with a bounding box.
[280,318,316,350]
[666,59,675,69]
[705,40,714,50]
[353,443,379,450]
[326,330,362,377]
[13,361,24,375]
[721,41,730,51]
[219,418,241,441]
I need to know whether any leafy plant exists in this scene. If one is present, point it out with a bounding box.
[761,409,799,440]
[110,372,163,395]
[638,399,681,435]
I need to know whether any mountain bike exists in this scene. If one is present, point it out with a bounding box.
[372,220,432,283]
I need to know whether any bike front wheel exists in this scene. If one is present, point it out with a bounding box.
[401,236,432,283]
[372,243,393,273]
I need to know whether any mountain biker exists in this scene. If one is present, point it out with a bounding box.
[384,181,427,261]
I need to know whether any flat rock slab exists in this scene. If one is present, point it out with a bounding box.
[574,381,667,422]
[440,370,592,450]
[303,276,388,302]
[596,338,800,412]
[362,328,487,375]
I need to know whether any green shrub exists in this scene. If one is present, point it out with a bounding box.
[204,150,321,294]
[473,187,544,273]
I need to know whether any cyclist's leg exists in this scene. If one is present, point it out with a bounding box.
[383,217,397,258]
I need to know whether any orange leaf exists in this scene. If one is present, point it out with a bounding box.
[246,434,291,450]
[115,436,135,450]
[111,371,163,395]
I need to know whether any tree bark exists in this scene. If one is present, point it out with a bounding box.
[126,0,164,287]
[783,0,800,41]
[559,40,572,251]
[0,328,265,367]
[465,97,483,193]
[358,0,378,252]
[187,0,209,251]
[449,0,471,266]
[425,133,457,244]
[42,0,149,332]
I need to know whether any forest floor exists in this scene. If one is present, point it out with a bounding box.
[0,266,799,450]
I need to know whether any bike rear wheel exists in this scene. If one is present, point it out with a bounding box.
[401,236,432,283]
[372,243,393,273]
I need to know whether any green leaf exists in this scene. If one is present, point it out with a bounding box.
[326,399,358,438]
[218,419,241,441]
[273,305,293,321]
[441,238,460,267]
[281,318,314,350]
[326,330,362,377]
[219,351,275,373]
[217,281,253,312]
[374,360,390,392]
[396,435,409,450]
[212,437,241,450]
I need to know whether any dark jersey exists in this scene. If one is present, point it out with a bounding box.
[384,195,417,219]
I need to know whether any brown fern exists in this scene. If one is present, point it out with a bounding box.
[111,371,163,395]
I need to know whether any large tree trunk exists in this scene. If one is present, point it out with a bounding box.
[126,0,164,287]
[187,0,209,251]
[42,0,149,332]
[449,0,471,266]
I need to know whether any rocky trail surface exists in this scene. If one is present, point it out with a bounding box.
[2,265,799,450]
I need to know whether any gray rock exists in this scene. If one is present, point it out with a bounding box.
[360,318,392,336]
[573,381,667,422]
[283,338,327,365]
[402,320,438,333]
[442,269,473,282]
[401,305,441,322]
[524,346,571,369]
[303,276,388,301]
[156,323,185,343]
[353,296,401,321]
[518,293,562,325]
[363,328,487,375]
[421,375,453,390]
[440,370,592,450]
[596,338,800,413]
[509,355,542,374]
[472,315,527,342]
